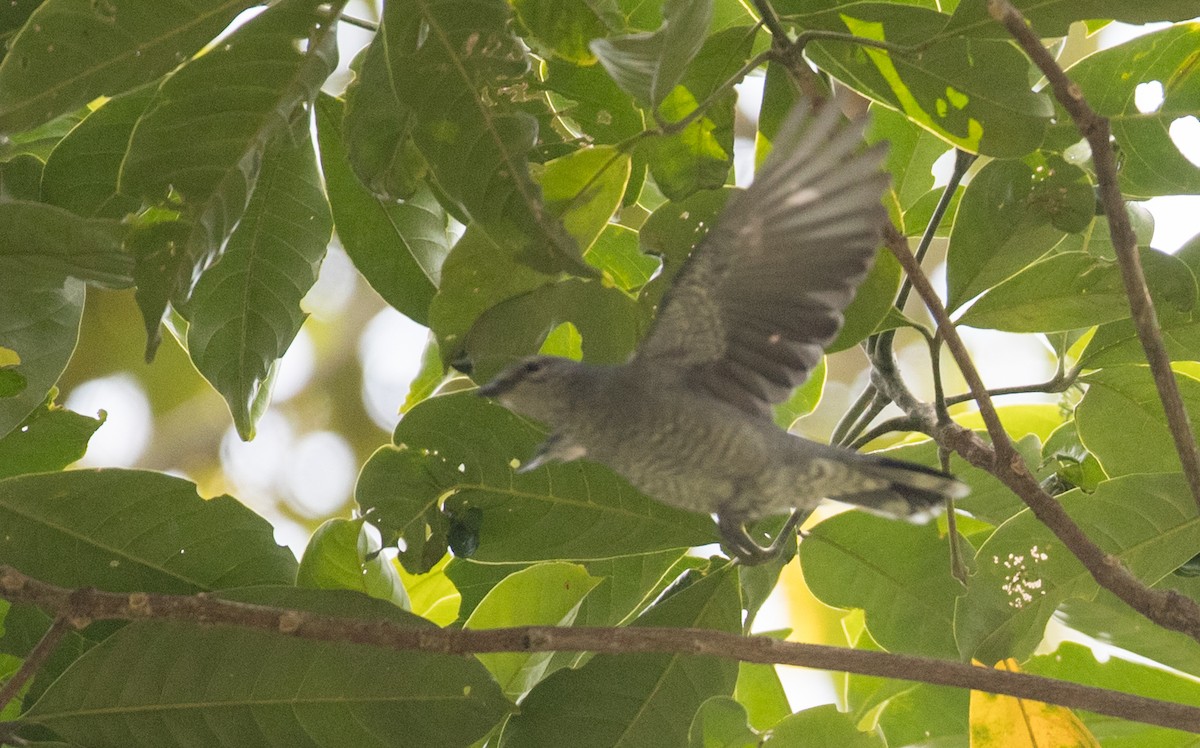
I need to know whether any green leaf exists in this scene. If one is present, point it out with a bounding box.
[828,250,903,352]
[590,0,713,109]
[455,277,646,381]
[0,399,101,479]
[1025,640,1200,744]
[182,130,331,440]
[1082,312,1200,368]
[512,0,620,64]
[341,39,424,202]
[429,225,556,366]
[586,224,661,292]
[41,86,153,219]
[396,554,461,626]
[316,94,451,326]
[773,358,825,430]
[763,704,883,747]
[1045,23,1200,198]
[867,104,952,223]
[1076,366,1200,476]
[464,562,601,697]
[734,660,792,731]
[377,0,592,277]
[25,588,510,748]
[297,518,412,610]
[541,145,632,253]
[0,152,42,200]
[120,0,339,334]
[688,696,759,748]
[875,683,968,747]
[502,565,741,747]
[356,393,716,572]
[0,279,83,439]
[944,0,1200,38]
[798,5,1052,157]
[0,201,132,288]
[641,25,753,200]
[946,159,1067,311]
[959,249,1197,333]
[1058,582,1200,679]
[0,0,259,134]
[543,56,646,147]
[0,468,297,591]
[955,473,1200,663]
[801,511,962,658]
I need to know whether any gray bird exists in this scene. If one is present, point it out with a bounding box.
[479,101,968,564]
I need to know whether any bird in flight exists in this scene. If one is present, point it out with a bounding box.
[479,101,967,564]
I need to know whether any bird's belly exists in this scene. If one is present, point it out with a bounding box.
[585,407,770,514]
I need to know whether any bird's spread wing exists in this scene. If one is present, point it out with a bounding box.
[634,101,890,418]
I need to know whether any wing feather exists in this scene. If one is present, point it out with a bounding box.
[634,101,890,417]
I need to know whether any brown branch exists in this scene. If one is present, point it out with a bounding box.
[986,0,1200,512]
[886,228,1200,644]
[2,567,1200,733]
[0,615,70,714]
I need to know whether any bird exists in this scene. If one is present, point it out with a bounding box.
[478,100,968,564]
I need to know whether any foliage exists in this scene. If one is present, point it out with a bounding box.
[1,0,1199,745]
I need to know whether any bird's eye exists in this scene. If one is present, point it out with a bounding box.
[523,360,544,375]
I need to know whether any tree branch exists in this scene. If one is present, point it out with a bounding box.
[986,0,1200,513]
[0,615,69,714]
[2,566,1200,733]
[886,229,1200,643]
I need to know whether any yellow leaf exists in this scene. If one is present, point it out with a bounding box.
[970,659,1100,748]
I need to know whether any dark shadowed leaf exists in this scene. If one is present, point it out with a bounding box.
[182,130,331,440]
[0,201,131,287]
[0,399,101,479]
[511,0,620,64]
[945,1,1200,40]
[376,0,592,277]
[120,0,338,336]
[0,0,258,134]
[25,587,510,748]
[0,469,297,591]
[41,86,153,219]
[959,249,1197,333]
[688,696,758,748]
[0,278,83,439]
[946,159,1066,311]
[316,94,451,326]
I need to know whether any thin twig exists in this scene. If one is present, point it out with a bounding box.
[338,15,378,32]
[0,615,70,714]
[986,0,1200,512]
[944,362,1080,407]
[2,567,1199,733]
[831,383,880,446]
[657,50,773,134]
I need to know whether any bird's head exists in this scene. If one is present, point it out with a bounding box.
[477,355,586,426]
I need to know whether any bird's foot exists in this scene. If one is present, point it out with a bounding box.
[717,510,806,566]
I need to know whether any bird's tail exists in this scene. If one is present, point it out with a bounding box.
[837,455,969,521]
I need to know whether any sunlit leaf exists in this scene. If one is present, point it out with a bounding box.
[297,518,412,611]
[0,399,101,479]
